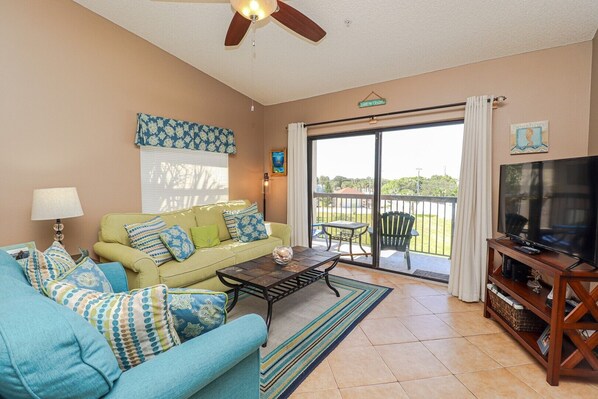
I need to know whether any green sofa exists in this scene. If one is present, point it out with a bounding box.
[94,200,291,291]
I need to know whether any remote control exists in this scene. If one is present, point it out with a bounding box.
[515,246,541,255]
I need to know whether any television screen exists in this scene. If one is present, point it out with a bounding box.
[498,156,598,264]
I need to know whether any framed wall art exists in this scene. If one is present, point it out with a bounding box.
[510,121,549,155]
[271,148,287,176]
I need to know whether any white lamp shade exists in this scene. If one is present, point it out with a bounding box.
[31,187,84,221]
[230,0,277,20]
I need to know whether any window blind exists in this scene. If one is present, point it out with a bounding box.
[140,146,229,213]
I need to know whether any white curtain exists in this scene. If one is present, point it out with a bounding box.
[448,96,493,302]
[287,123,309,246]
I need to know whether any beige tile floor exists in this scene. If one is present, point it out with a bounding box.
[290,263,598,399]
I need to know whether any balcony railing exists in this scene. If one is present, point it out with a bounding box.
[313,193,457,257]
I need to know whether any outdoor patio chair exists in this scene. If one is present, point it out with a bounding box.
[368,211,418,270]
[312,222,328,247]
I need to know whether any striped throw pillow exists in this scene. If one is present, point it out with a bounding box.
[124,217,173,266]
[25,242,76,293]
[45,280,181,371]
[222,203,258,241]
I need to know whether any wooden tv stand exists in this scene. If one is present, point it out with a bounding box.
[484,238,598,386]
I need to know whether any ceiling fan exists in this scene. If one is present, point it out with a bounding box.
[158,0,326,46]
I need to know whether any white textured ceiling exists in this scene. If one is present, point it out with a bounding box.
[73,0,598,105]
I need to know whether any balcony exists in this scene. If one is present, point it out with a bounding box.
[312,192,455,282]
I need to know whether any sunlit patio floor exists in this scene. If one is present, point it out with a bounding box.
[311,237,451,283]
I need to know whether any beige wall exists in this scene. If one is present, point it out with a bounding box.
[264,43,593,229]
[1,0,594,255]
[0,0,264,254]
[589,29,598,154]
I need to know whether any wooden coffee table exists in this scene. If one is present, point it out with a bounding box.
[216,246,341,342]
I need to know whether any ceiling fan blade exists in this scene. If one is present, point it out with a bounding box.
[271,1,326,43]
[225,12,252,46]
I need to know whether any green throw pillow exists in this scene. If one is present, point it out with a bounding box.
[190,225,221,248]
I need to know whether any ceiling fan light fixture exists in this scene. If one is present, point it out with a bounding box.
[231,0,277,21]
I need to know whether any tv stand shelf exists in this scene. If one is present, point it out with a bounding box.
[484,238,598,386]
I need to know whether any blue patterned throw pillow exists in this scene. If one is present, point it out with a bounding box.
[45,280,181,371]
[223,203,258,241]
[168,288,228,342]
[234,213,268,243]
[58,257,113,293]
[159,225,195,262]
[124,217,173,266]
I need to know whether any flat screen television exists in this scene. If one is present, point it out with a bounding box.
[498,155,598,265]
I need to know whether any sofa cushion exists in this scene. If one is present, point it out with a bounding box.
[0,267,121,398]
[160,225,195,262]
[125,216,173,266]
[235,213,268,243]
[168,288,227,342]
[159,209,197,238]
[218,236,283,264]
[45,280,180,371]
[223,203,259,241]
[158,248,235,287]
[193,200,250,242]
[100,208,196,246]
[25,242,76,293]
[101,214,154,246]
[190,225,220,248]
[58,257,114,292]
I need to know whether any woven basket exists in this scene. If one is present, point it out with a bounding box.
[488,289,546,332]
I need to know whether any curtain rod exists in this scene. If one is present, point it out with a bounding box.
[302,96,506,129]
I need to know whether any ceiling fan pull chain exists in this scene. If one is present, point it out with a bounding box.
[250,22,256,112]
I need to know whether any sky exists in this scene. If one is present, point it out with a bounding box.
[315,124,464,180]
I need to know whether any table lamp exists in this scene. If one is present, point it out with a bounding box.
[31,187,84,244]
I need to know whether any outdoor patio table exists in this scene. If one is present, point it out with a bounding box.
[321,221,369,261]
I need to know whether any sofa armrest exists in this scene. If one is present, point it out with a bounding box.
[268,222,291,246]
[105,314,267,399]
[93,242,160,289]
[96,262,129,293]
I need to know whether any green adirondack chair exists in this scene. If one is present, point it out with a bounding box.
[369,211,418,270]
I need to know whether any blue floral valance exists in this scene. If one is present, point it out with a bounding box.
[135,113,237,154]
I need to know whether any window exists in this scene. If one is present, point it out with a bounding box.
[140,146,228,213]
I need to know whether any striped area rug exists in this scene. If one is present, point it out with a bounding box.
[228,275,392,399]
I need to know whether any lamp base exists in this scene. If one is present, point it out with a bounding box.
[53,219,64,244]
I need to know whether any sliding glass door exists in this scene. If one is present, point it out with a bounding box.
[377,124,462,282]
[308,121,463,281]
[310,134,375,266]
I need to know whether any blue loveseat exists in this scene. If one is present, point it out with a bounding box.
[0,250,267,399]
